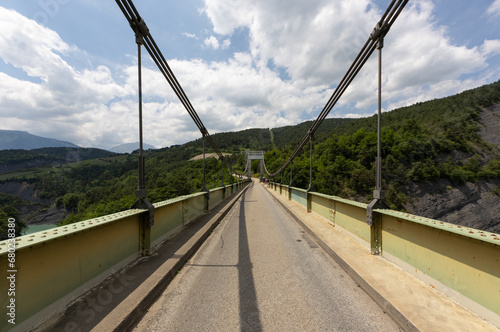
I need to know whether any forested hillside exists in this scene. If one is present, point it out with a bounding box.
[261,80,500,232]
[1,80,500,239]
[0,147,118,174]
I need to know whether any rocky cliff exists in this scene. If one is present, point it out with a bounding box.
[0,182,69,225]
[404,103,500,234]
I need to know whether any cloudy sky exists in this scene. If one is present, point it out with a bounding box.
[0,0,499,149]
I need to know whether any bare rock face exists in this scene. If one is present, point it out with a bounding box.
[22,203,68,225]
[0,182,68,225]
[404,179,500,234]
[404,103,500,234]
[0,182,46,203]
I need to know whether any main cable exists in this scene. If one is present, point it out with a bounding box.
[266,0,408,177]
[116,0,241,176]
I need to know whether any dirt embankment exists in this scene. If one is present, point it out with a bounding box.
[189,153,231,161]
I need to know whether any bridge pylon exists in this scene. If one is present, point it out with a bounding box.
[246,151,265,180]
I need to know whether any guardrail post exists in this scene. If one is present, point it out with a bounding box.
[204,192,210,211]
[280,172,283,195]
[306,193,311,212]
[306,134,314,212]
[139,211,152,255]
[306,192,312,213]
[370,212,382,255]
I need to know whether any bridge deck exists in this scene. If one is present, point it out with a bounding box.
[133,179,400,331]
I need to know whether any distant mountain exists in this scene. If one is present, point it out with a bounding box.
[109,142,156,154]
[0,147,119,175]
[0,130,79,150]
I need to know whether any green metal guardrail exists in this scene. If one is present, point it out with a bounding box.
[270,182,500,322]
[0,181,248,332]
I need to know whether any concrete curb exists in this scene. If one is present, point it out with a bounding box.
[91,183,251,332]
[265,187,419,332]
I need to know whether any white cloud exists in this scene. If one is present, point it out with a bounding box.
[182,32,198,39]
[203,35,220,49]
[487,0,500,16]
[202,36,230,50]
[0,7,130,147]
[202,0,253,35]
[481,39,500,57]
[0,4,316,148]
[204,0,378,88]
[222,38,231,49]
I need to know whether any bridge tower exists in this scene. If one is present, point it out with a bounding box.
[246,151,265,180]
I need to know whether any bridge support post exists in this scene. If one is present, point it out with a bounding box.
[220,158,226,199]
[306,134,314,213]
[247,159,252,179]
[200,134,210,211]
[367,32,388,255]
[130,25,154,256]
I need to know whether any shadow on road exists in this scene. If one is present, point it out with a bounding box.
[238,188,263,332]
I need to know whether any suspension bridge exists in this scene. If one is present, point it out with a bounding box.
[1,0,499,331]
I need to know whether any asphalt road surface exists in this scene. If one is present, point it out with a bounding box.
[134,179,401,332]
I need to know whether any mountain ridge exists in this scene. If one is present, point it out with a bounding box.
[0,130,79,150]
[109,142,156,154]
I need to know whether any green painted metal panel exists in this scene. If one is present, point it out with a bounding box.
[0,213,140,328]
[290,187,307,207]
[209,187,224,210]
[183,193,207,225]
[381,213,500,316]
[310,194,336,227]
[151,200,183,243]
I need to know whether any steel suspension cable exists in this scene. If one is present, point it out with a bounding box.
[116,0,242,176]
[266,0,408,177]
